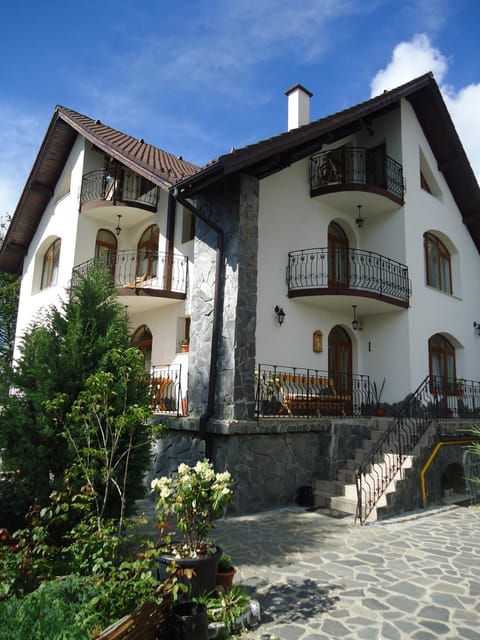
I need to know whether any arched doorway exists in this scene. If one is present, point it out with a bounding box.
[131,324,153,371]
[95,229,117,279]
[328,326,352,411]
[137,224,159,281]
[328,222,349,288]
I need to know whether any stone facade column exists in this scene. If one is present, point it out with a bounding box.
[187,174,259,422]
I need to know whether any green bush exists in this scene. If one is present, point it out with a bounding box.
[0,574,97,640]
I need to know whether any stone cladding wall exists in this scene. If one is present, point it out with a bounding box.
[151,419,373,515]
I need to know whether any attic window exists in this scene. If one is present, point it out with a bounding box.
[419,149,441,199]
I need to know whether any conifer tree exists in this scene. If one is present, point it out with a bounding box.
[0,267,152,513]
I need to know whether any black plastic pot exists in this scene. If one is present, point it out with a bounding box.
[170,601,209,640]
[158,545,222,596]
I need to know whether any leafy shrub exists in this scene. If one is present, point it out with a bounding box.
[0,574,97,640]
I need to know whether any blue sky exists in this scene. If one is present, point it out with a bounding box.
[1,0,479,217]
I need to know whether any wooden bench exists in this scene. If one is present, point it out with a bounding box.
[94,598,171,640]
[278,374,349,417]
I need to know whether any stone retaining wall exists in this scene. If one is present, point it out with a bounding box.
[151,418,373,515]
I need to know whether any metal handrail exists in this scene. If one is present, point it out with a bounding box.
[287,247,411,304]
[310,146,405,200]
[255,363,370,419]
[355,375,480,524]
[80,168,160,209]
[72,250,188,294]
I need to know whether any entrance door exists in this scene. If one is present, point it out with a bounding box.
[328,222,349,288]
[328,326,352,413]
[366,143,386,188]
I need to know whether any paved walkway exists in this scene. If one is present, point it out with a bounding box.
[208,503,480,640]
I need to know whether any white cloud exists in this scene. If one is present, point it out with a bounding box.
[370,34,480,182]
[370,34,448,96]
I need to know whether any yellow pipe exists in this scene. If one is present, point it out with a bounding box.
[420,439,475,508]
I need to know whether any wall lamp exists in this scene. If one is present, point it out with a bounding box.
[115,214,122,236]
[474,321,480,336]
[274,305,286,325]
[352,305,359,330]
[355,205,364,228]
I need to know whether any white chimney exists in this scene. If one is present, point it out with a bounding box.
[285,84,313,131]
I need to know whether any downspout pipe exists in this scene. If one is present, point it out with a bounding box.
[172,185,225,459]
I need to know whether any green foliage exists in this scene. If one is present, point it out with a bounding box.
[217,552,234,573]
[0,266,152,511]
[196,585,250,635]
[152,460,233,556]
[0,471,30,532]
[0,574,97,640]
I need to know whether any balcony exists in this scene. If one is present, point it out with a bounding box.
[80,168,160,213]
[287,248,411,308]
[310,147,405,206]
[73,250,188,300]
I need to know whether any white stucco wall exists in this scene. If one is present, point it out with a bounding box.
[13,137,190,374]
[255,100,480,405]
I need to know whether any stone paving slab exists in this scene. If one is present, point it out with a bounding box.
[207,504,480,640]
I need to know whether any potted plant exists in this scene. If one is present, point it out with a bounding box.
[152,460,233,596]
[216,552,236,589]
[179,339,189,353]
[455,379,465,396]
[372,378,386,416]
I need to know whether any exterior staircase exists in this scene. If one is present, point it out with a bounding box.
[313,419,406,522]
[313,375,480,524]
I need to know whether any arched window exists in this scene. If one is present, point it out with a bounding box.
[429,334,456,394]
[137,224,159,280]
[131,324,153,371]
[41,238,61,289]
[328,222,349,288]
[424,233,452,294]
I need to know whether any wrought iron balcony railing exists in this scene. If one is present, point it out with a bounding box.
[255,364,370,419]
[287,248,411,306]
[80,168,160,210]
[73,250,188,294]
[310,147,405,201]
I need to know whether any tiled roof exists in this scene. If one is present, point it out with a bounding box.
[57,106,199,185]
[0,106,199,273]
[174,72,480,251]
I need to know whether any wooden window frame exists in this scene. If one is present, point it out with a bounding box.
[40,238,61,290]
[424,232,452,294]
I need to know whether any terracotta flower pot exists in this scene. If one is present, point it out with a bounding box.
[216,566,236,589]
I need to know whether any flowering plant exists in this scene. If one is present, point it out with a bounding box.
[151,460,233,558]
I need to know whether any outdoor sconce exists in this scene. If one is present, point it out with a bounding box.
[274,306,286,326]
[115,214,122,236]
[474,321,480,336]
[352,305,359,331]
[355,204,364,228]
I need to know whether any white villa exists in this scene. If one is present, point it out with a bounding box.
[2,73,480,521]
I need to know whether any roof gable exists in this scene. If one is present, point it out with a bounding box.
[175,73,480,250]
[0,107,199,273]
